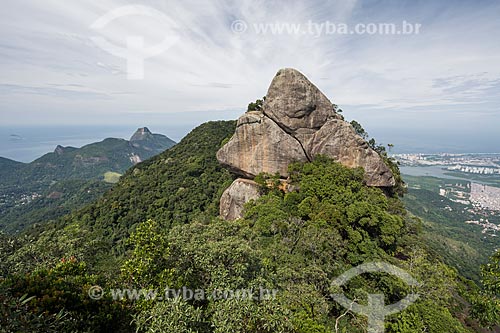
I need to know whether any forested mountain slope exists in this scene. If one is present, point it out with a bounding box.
[2,119,498,332]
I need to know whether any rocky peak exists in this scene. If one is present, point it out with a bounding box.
[263,68,342,135]
[130,127,153,141]
[217,68,395,220]
[54,145,66,155]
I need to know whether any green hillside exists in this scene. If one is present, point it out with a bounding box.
[0,156,23,168]
[1,120,497,332]
[0,128,176,233]
[0,157,23,179]
[24,120,237,256]
[20,131,174,184]
[401,174,498,282]
[0,180,113,233]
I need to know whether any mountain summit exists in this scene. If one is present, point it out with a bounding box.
[0,128,176,233]
[130,127,153,141]
[217,68,395,220]
[129,127,176,153]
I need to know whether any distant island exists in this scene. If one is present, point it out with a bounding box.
[8,134,23,141]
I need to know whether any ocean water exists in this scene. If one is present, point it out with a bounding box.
[0,125,192,163]
[367,127,500,155]
[1,123,499,163]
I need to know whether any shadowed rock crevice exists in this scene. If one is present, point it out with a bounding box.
[262,109,312,163]
[216,111,309,179]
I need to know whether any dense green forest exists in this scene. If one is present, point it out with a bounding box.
[0,121,498,332]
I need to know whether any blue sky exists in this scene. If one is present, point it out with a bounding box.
[0,0,499,149]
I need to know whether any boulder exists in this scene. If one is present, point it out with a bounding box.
[262,68,342,135]
[307,119,395,187]
[219,178,262,220]
[216,111,309,178]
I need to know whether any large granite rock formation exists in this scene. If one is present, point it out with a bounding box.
[263,68,342,135]
[216,111,308,178]
[217,68,395,220]
[307,119,395,187]
[219,178,261,221]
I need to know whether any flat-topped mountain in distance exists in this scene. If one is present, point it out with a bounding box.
[0,127,175,233]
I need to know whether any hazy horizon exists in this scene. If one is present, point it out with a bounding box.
[2,120,499,163]
[1,0,500,146]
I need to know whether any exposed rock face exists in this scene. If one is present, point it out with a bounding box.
[129,127,176,153]
[220,178,261,220]
[307,119,395,187]
[130,127,153,141]
[54,145,66,156]
[216,111,308,178]
[217,68,395,220]
[263,68,342,136]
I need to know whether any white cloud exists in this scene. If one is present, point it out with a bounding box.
[0,0,499,130]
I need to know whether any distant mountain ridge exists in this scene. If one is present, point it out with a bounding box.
[129,127,176,160]
[0,156,23,166]
[0,157,23,179]
[3,127,175,182]
[0,127,176,233]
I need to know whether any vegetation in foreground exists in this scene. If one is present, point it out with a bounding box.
[0,120,498,332]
